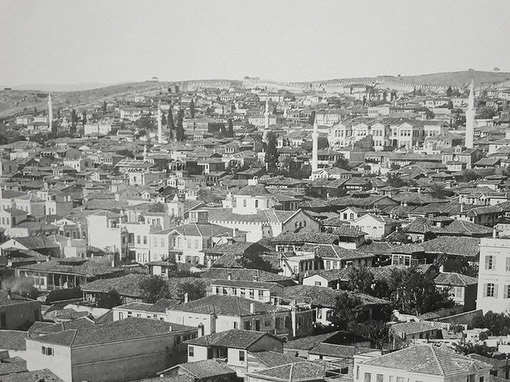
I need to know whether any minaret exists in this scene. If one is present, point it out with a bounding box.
[263,96,270,143]
[311,115,319,172]
[48,94,53,133]
[157,101,163,144]
[143,144,148,160]
[465,81,475,149]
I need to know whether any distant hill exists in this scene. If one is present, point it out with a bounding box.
[397,70,510,88]
[6,82,122,92]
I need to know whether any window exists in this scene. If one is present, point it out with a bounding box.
[315,281,322,286]
[239,350,245,361]
[0,313,6,328]
[188,346,194,357]
[42,346,54,356]
[376,375,383,382]
[234,322,238,329]
[396,377,405,382]
[243,199,247,208]
[506,257,510,271]
[143,236,147,245]
[249,289,254,299]
[161,238,165,247]
[485,255,495,270]
[136,235,141,244]
[255,200,259,208]
[504,285,510,299]
[119,312,124,320]
[485,283,496,298]
[195,239,199,249]
[364,372,371,382]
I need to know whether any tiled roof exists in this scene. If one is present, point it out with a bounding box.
[81,273,146,297]
[201,268,293,284]
[186,329,278,349]
[309,343,372,358]
[0,330,28,350]
[390,321,443,335]
[207,208,295,224]
[170,295,287,316]
[17,258,124,278]
[284,331,340,351]
[271,231,338,245]
[30,318,194,348]
[235,184,270,196]
[300,244,374,260]
[421,236,480,257]
[178,359,235,379]
[249,351,303,367]
[0,368,64,382]
[284,285,390,308]
[246,362,326,382]
[0,356,27,376]
[303,268,351,282]
[434,272,478,287]
[362,344,492,376]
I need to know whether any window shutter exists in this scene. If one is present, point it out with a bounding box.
[506,257,510,272]
[494,284,498,298]
[504,285,509,299]
[493,257,496,270]
[483,284,487,298]
[485,256,490,270]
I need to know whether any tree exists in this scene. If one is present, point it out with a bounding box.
[139,275,171,303]
[461,169,480,183]
[328,292,365,330]
[190,99,195,119]
[168,109,175,129]
[347,267,374,294]
[116,149,134,158]
[424,108,435,120]
[82,111,87,125]
[386,173,406,188]
[97,288,123,308]
[429,183,450,199]
[238,253,274,272]
[227,119,234,138]
[454,342,495,357]
[446,86,453,97]
[102,101,107,112]
[388,267,454,315]
[265,132,279,172]
[175,109,185,142]
[148,202,166,213]
[477,106,497,120]
[471,311,510,336]
[354,320,390,349]
[176,280,206,303]
[333,157,350,170]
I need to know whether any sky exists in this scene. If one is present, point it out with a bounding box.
[1,0,509,86]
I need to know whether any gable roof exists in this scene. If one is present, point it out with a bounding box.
[361,344,491,376]
[246,362,326,382]
[186,329,280,349]
[434,272,478,287]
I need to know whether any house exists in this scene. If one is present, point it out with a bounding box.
[24,317,197,382]
[476,231,510,314]
[308,343,374,378]
[16,258,124,291]
[185,329,284,377]
[434,272,478,311]
[165,295,313,340]
[302,268,351,289]
[208,279,285,304]
[81,273,148,305]
[353,344,491,382]
[159,359,237,382]
[0,236,60,257]
[389,320,447,343]
[284,285,391,326]
[350,214,397,240]
[0,290,41,330]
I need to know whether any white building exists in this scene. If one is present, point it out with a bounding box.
[476,231,510,314]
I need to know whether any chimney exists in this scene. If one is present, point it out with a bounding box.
[232,228,238,238]
[198,323,205,337]
[184,292,189,303]
[168,325,172,332]
[227,272,232,281]
[250,303,255,314]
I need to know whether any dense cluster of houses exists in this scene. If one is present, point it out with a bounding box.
[1,80,510,381]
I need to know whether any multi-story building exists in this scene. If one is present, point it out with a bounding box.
[476,230,510,314]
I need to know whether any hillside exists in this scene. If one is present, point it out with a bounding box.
[0,81,169,119]
[398,70,510,88]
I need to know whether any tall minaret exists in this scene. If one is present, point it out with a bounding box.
[48,94,53,133]
[263,95,270,143]
[311,115,319,173]
[157,101,163,144]
[465,80,475,149]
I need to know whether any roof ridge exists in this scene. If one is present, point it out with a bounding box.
[429,344,446,376]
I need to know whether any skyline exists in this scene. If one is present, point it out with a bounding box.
[1,0,509,86]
